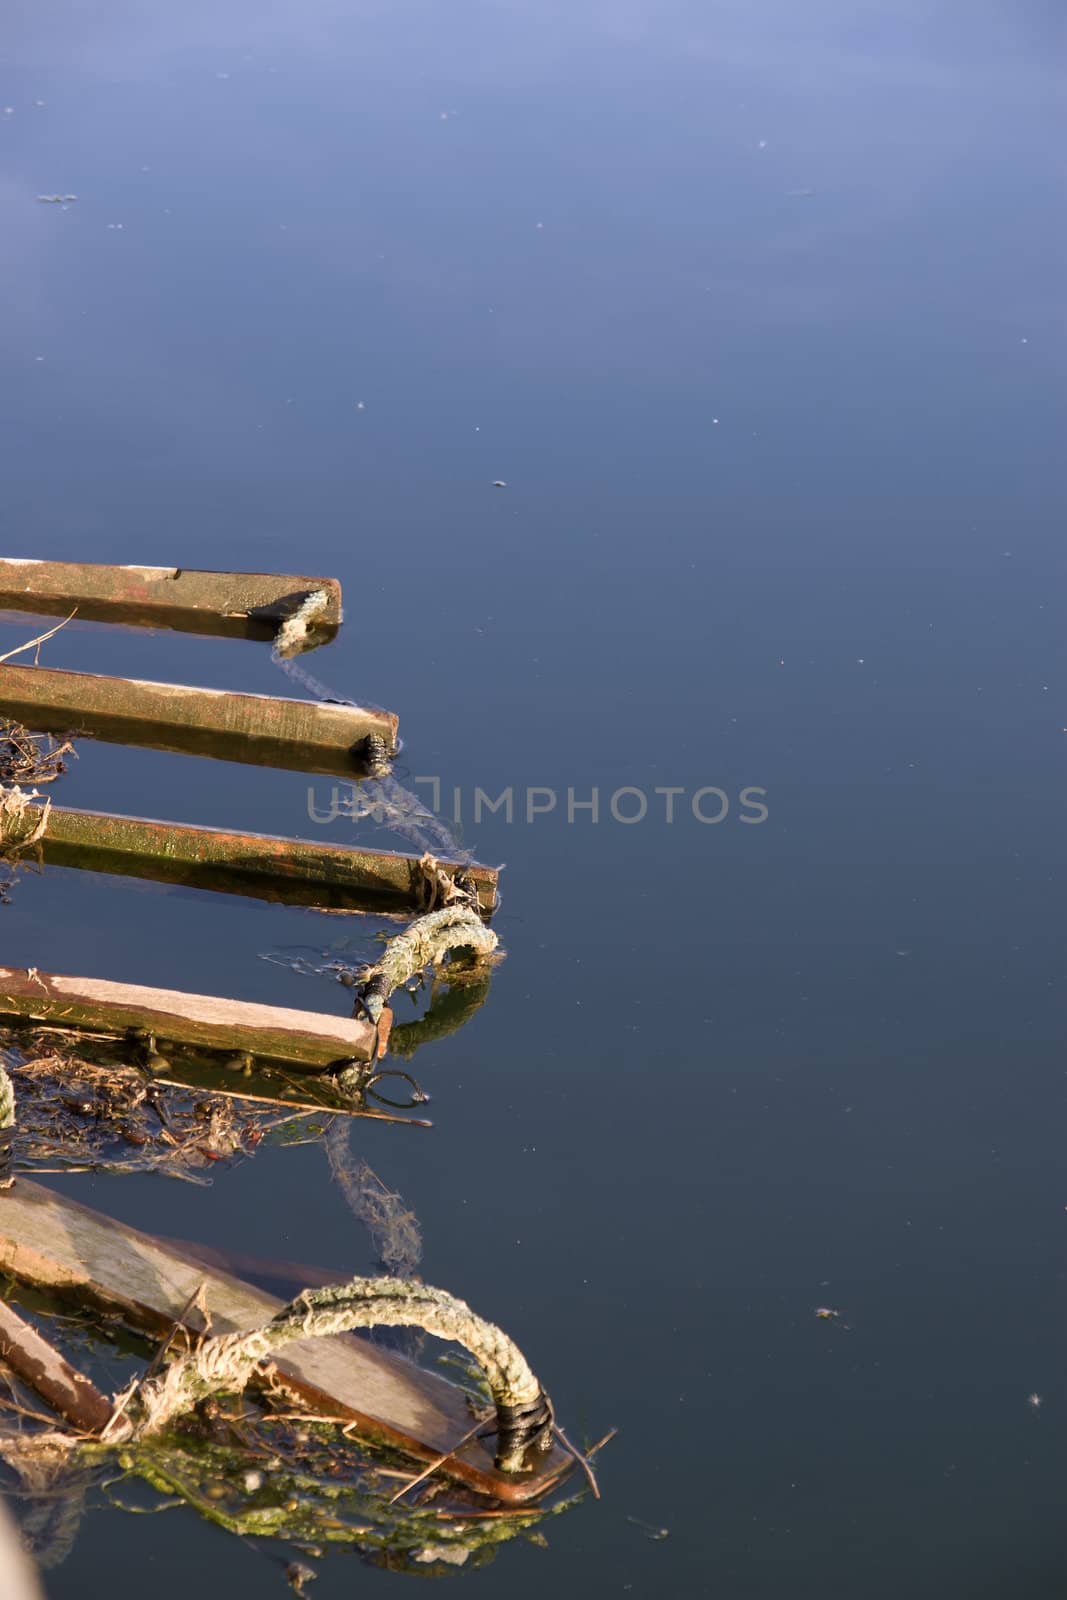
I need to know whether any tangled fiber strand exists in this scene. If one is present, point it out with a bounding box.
[0,722,74,786]
[271,589,333,660]
[0,787,50,857]
[121,1277,552,1472]
[267,627,487,862]
[324,1127,422,1278]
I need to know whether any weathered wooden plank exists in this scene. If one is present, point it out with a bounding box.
[0,1497,42,1600]
[0,560,341,643]
[0,665,397,776]
[0,1299,113,1433]
[28,803,498,916]
[0,1182,569,1503]
[0,968,379,1071]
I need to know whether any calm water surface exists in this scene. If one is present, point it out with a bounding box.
[2,1,1066,1594]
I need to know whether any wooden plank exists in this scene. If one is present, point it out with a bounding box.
[0,1182,569,1503]
[0,967,379,1071]
[0,665,397,776]
[0,560,342,643]
[0,1498,42,1600]
[0,1299,113,1433]
[28,803,498,916]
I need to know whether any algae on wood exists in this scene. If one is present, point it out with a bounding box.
[23,803,498,916]
[0,665,397,776]
[0,561,342,644]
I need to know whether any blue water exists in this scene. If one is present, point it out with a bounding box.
[2,1,1066,1594]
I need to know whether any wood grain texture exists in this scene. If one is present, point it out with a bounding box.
[0,967,378,1070]
[0,1182,569,1502]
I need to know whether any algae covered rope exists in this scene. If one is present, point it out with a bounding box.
[350,906,498,1025]
[118,1276,554,1473]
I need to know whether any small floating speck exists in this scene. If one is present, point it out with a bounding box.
[492,480,507,488]
[1028,1393,1042,1409]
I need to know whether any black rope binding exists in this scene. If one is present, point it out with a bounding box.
[493,1389,555,1471]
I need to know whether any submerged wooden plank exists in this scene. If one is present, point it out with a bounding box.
[0,967,379,1071]
[29,803,498,916]
[0,560,341,643]
[0,1182,569,1503]
[0,665,397,776]
[0,1299,113,1433]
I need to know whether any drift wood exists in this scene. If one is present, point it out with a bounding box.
[0,665,397,776]
[0,1182,570,1503]
[0,561,342,644]
[0,968,381,1071]
[20,802,498,916]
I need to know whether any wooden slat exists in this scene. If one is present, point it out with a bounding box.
[0,1299,113,1433]
[0,665,397,776]
[0,967,379,1071]
[0,560,341,643]
[0,1498,42,1600]
[0,1182,569,1503]
[28,803,498,916]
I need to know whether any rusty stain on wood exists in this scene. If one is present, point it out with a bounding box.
[25,803,498,916]
[0,1182,570,1503]
[0,1298,113,1433]
[0,967,379,1071]
[0,664,398,776]
[0,560,342,643]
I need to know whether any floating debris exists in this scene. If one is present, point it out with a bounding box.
[0,721,75,786]
[0,1033,324,1182]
